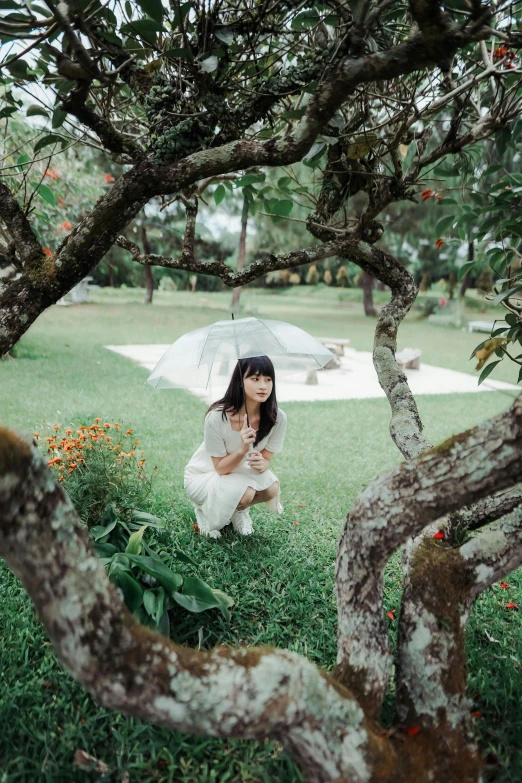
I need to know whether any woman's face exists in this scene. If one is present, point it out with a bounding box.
[243,370,273,405]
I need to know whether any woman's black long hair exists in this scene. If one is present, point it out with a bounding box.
[206,355,277,447]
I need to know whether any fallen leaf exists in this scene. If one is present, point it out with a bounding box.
[73,749,110,774]
[485,630,500,644]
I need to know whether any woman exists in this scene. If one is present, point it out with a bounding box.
[184,355,287,538]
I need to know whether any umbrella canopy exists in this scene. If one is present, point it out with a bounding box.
[147,316,335,390]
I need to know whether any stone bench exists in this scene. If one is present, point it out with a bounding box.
[315,337,351,356]
[396,347,421,370]
[468,321,495,333]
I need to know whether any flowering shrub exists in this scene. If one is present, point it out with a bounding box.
[36,419,233,633]
[40,418,152,529]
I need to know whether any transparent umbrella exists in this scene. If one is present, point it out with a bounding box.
[146,315,335,392]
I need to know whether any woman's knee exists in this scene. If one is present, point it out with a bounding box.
[265,480,279,500]
[238,486,256,509]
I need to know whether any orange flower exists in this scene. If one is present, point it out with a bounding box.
[114,445,121,450]
[114,423,120,429]
[59,475,65,482]
[104,173,115,183]
[104,423,111,429]
[126,429,133,435]
[48,456,61,465]
[192,523,200,532]
[435,238,444,250]
[59,221,72,231]
[44,168,59,180]
[116,458,122,463]
[95,418,101,423]
[54,425,60,431]
[49,443,57,450]
[46,437,55,442]
[134,441,140,445]
[387,610,396,620]
[33,433,40,438]
[42,247,52,256]
[129,450,135,457]
[65,428,73,434]
[138,460,144,467]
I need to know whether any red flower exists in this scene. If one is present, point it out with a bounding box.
[104,173,115,183]
[42,247,52,256]
[472,711,482,719]
[294,520,299,525]
[406,727,421,736]
[421,188,433,202]
[192,523,199,532]
[59,221,72,231]
[505,603,518,610]
[439,297,448,307]
[44,168,59,180]
[499,582,510,589]
[433,531,444,540]
[387,610,396,620]
[435,238,444,250]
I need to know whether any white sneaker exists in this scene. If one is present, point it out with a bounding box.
[195,507,221,539]
[231,508,254,536]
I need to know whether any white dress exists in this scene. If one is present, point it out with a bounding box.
[184,407,287,533]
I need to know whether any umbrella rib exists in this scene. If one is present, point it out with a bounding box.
[257,318,289,353]
[196,323,214,368]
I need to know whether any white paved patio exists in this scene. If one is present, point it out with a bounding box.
[105,344,519,402]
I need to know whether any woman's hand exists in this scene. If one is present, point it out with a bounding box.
[239,414,257,453]
[246,450,269,473]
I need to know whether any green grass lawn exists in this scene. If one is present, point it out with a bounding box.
[0,289,521,782]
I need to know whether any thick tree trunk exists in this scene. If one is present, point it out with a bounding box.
[141,227,155,304]
[231,196,249,309]
[362,271,377,316]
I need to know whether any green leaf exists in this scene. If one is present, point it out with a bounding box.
[492,286,521,306]
[270,199,294,217]
[172,549,197,566]
[235,173,265,187]
[158,609,170,637]
[457,261,475,281]
[291,8,319,29]
[35,183,56,206]
[215,26,234,45]
[27,104,48,118]
[435,215,455,236]
[478,360,501,386]
[125,554,183,595]
[110,570,144,612]
[16,152,29,169]
[173,576,234,618]
[52,107,66,129]
[277,176,293,189]
[162,47,193,61]
[143,586,165,623]
[214,184,226,205]
[34,133,64,153]
[130,509,166,529]
[93,542,118,558]
[126,524,147,555]
[136,0,163,22]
